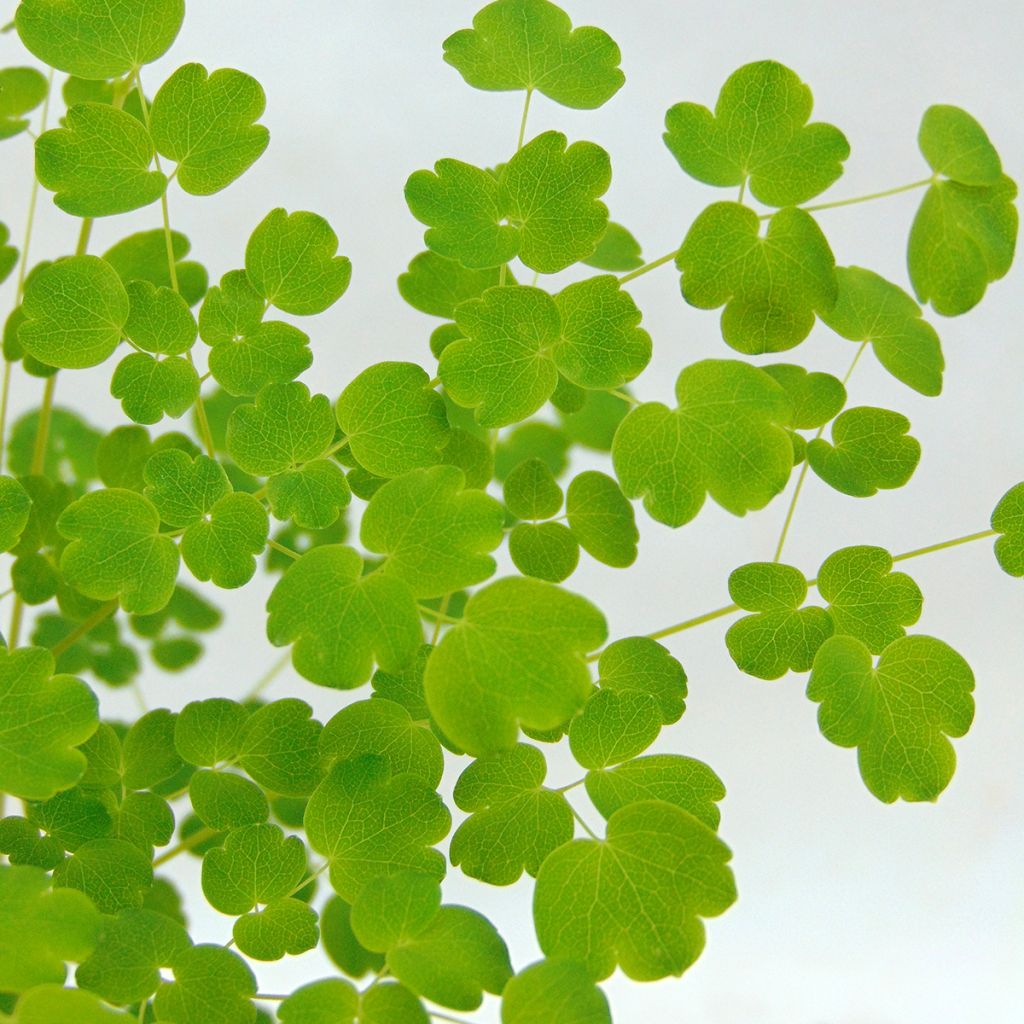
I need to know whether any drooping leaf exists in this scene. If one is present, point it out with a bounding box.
[808,634,975,802]
[664,60,849,206]
[0,222,17,283]
[501,959,612,1024]
[991,481,1024,576]
[565,470,638,568]
[320,896,385,978]
[533,800,736,980]
[150,63,269,194]
[612,359,793,527]
[677,203,837,353]
[443,0,623,109]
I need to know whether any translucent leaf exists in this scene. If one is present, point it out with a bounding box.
[504,458,562,520]
[508,521,579,582]
[111,352,198,424]
[16,0,185,80]
[336,362,450,478]
[18,255,129,369]
[115,791,174,853]
[677,203,837,353]
[227,382,335,477]
[153,944,257,1024]
[349,871,441,952]
[559,389,629,452]
[596,636,686,724]
[443,0,623,109]
[266,459,349,531]
[76,908,190,1005]
[583,221,643,272]
[189,769,269,830]
[202,823,306,915]
[238,901,316,964]
[761,364,846,429]
[494,421,569,480]
[104,229,208,307]
[424,576,606,755]
[58,489,178,613]
[0,66,47,139]
[36,103,166,216]
[124,280,197,355]
[143,450,231,527]
[565,470,638,568]
[246,208,351,315]
[919,104,1003,185]
[360,983,429,1024]
[0,222,16,283]
[819,267,944,396]
[569,690,661,769]
[807,407,920,497]
[808,634,974,802]
[267,544,421,689]
[992,481,1024,576]
[585,754,725,830]
[150,64,269,195]
[450,743,573,884]
[4,984,132,1022]
[612,359,793,527]
[501,959,612,1024]
[817,545,922,653]
[30,785,112,852]
[439,427,493,490]
[725,561,834,679]
[54,837,153,914]
[361,465,504,598]
[180,491,269,588]
[320,896,385,978]
[237,699,323,798]
[0,474,31,552]
[0,646,98,800]
[533,800,736,980]
[278,979,359,1024]
[122,708,182,790]
[304,754,450,900]
[664,60,849,206]
[398,251,503,318]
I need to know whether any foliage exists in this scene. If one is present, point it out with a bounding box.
[0,1,1017,1022]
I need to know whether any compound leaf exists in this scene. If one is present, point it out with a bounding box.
[150,63,269,195]
[565,470,638,568]
[664,60,849,206]
[808,634,975,802]
[677,203,837,353]
[533,800,736,980]
[992,481,1024,576]
[612,359,793,527]
[202,823,306,915]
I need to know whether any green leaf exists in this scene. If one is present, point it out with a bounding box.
[0,222,16,283]
[237,699,323,797]
[819,267,944,397]
[565,470,638,568]
[450,743,573,884]
[504,458,563,520]
[443,0,623,109]
[0,66,48,139]
[761,364,846,429]
[227,382,335,477]
[124,280,198,355]
[150,64,269,195]
[202,823,306,914]
[0,474,31,552]
[267,544,421,688]
[246,208,352,315]
[36,103,166,216]
[664,60,849,206]
[76,908,191,1005]
[0,864,101,991]
[815,546,922,656]
[0,816,65,869]
[320,896,385,978]
[0,646,98,800]
[918,104,1003,187]
[189,769,269,830]
[494,421,569,480]
[349,871,441,952]
[143,450,231,527]
[58,489,179,613]
[28,786,111,852]
[153,945,257,1024]
[360,983,429,1024]
[559,388,629,452]
[180,491,269,588]
[440,429,492,493]
[362,466,503,598]
[424,576,606,755]
[278,979,358,1024]
[4,985,132,1022]
[596,636,686,724]
[534,800,736,980]
[268,459,350,530]
[585,754,725,830]
[110,352,199,424]
[508,522,579,582]
[336,362,450,478]
[612,359,793,527]
[808,634,975,802]
[115,791,174,853]
[583,221,643,272]
[501,959,612,1024]
[210,320,312,397]
[18,255,129,369]
[16,0,185,80]
[235,896,319,960]
[677,203,837,353]
[398,251,503,318]
[569,689,661,769]
[725,561,834,679]
[807,407,920,497]
[992,481,1024,576]
[54,838,153,914]
[122,708,183,790]
[103,229,208,307]
[304,754,450,900]
[322,698,443,789]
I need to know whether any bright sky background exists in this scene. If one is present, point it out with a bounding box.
[1,2,1023,1021]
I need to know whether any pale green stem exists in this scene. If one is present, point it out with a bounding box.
[50,600,119,658]
[889,528,997,564]
[607,388,640,406]
[153,825,218,867]
[430,593,452,646]
[568,803,599,840]
[791,176,935,216]
[516,88,533,151]
[554,778,585,794]
[242,649,292,702]
[267,538,301,561]
[618,248,679,284]
[418,604,460,625]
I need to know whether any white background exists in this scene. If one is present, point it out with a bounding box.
[1,1,1023,1022]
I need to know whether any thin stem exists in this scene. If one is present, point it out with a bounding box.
[253,994,289,1002]
[889,528,996,564]
[430,1014,478,1024]
[641,602,741,645]
[284,861,328,900]
[137,999,147,1023]
[554,778,585,794]
[152,825,218,867]
[607,388,640,406]
[29,375,57,474]
[430,593,451,646]
[796,176,934,215]
[516,87,533,152]
[51,600,119,657]
[267,538,301,561]
[242,649,292,702]
[618,248,679,284]
[568,803,599,840]
[418,604,460,625]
